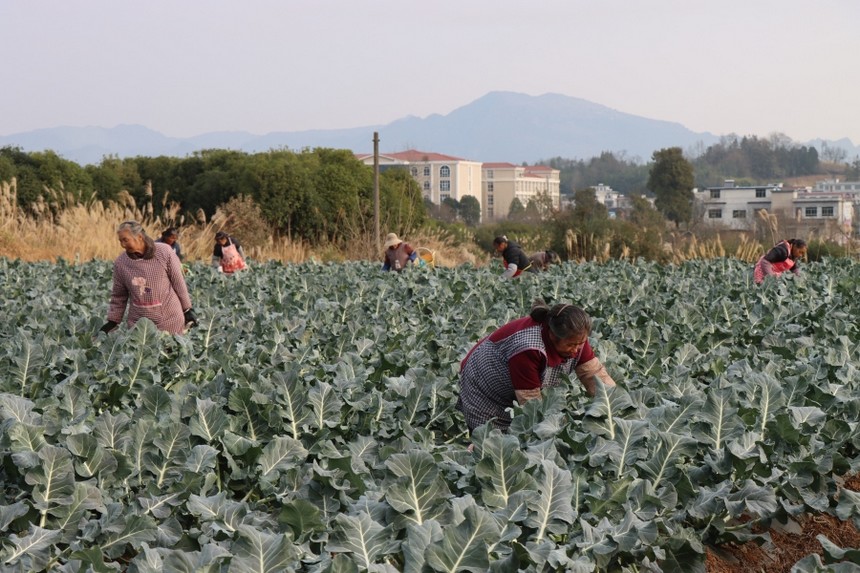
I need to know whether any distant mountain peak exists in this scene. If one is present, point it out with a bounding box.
[1,92,856,165]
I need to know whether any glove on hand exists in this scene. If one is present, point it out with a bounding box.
[184,308,198,327]
[100,321,118,334]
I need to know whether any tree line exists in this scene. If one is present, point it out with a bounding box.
[0,146,426,244]
[540,133,825,195]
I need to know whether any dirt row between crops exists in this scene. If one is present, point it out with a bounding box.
[706,474,860,572]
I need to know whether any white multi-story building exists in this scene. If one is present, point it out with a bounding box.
[591,183,628,218]
[696,180,853,241]
[356,149,483,208]
[695,180,780,230]
[815,179,860,194]
[481,163,560,221]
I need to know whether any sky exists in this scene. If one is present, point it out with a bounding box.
[2,0,858,145]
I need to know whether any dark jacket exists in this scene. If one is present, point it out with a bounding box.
[501,242,534,277]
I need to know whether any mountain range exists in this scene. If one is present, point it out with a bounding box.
[2,91,857,166]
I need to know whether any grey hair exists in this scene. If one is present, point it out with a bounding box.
[529,299,592,340]
[117,220,146,237]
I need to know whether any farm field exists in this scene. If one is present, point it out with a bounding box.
[1,258,859,572]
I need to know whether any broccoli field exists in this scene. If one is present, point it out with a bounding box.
[1,258,859,572]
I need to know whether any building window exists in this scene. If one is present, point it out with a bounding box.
[710,190,721,199]
[732,210,746,218]
[440,165,450,177]
[487,170,494,179]
[440,180,450,192]
[755,188,766,198]
[423,181,430,191]
[423,166,430,176]
[440,194,450,201]
[487,196,494,206]
[805,207,818,217]
[821,206,834,217]
[487,182,494,193]
[708,209,722,219]
[410,167,418,176]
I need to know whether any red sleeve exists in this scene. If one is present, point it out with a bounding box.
[405,244,414,255]
[509,350,544,390]
[576,340,595,366]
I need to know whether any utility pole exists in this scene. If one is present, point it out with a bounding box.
[373,132,380,253]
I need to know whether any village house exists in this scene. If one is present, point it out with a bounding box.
[695,180,853,242]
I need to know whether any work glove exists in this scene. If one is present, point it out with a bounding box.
[100,321,118,334]
[184,308,199,328]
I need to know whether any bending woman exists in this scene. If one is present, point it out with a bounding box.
[457,300,616,433]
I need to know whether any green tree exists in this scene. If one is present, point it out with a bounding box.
[572,188,608,224]
[508,197,526,221]
[647,147,695,227]
[459,195,481,226]
[628,194,665,229]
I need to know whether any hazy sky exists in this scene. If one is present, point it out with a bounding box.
[2,0,857,144]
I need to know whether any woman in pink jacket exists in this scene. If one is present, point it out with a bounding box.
[101,221,197,334]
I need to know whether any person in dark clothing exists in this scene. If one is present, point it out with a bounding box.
[754,238,807,284]
[381,233,417,272]
[156,227,183,261]
[493,235,534,279]
[457,300,617,434]
[212,231,247,273]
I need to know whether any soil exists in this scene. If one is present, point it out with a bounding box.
[705,475,860,572]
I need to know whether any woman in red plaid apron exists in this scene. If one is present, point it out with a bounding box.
[753,239,807,284]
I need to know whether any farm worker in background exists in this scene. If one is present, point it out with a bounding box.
[493,235,534,279]
[529,249,560,271]
[457,300,616,434]
[101,220,197,334]
[156,227,183,261]
[212,231,247,273]
[753,238,807,284]
[381,232,417,272]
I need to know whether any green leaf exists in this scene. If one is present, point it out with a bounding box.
[475,432,535,509]
[308,381,343,430]
[25,444,75,515]
[402,521,443,573]
[637,431,698,491]
[0,502,28,532]
[228,524,298,573]
[425,505,501,573]
[190,397,229,442]
[327,511,399,568]
[101,514,158,559]
[584,383,634,439]
[1,525,61,568]
[258,436,308,478]
[279,499,323,540]
[384,449,450,525]
[66,433,118,478]
[525,460,574,542]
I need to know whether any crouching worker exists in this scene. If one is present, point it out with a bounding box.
[382,233,417,272]
[530,249,559,271]
[754,238,807,284]
[493,235,535,279]
[456,300,616,434]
